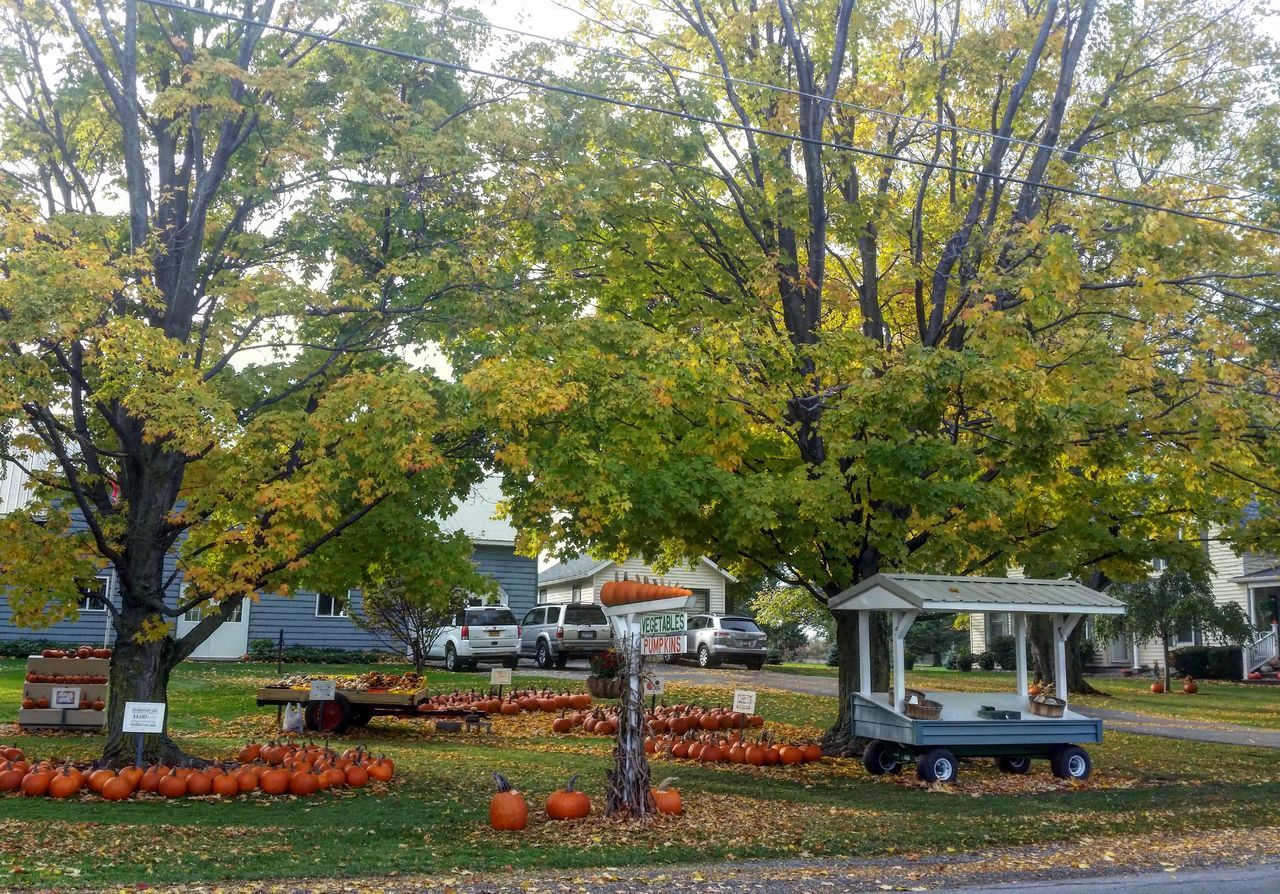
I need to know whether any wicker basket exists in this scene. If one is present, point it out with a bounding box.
[900,688,943,720]
[586,676,623,699]
[1029,694,1066,718]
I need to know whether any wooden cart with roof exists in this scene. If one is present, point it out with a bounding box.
[830,574,1126,783]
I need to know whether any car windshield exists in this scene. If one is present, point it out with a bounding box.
[467,608,516,626]
[564,606,607,625]
[720,618,762,633]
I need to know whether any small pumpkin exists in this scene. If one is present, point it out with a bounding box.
[185,770,213,796]
[1183,677,1199,695]
[211,773,240,797]
[102,775,134,801]
[545,773,591,821]
[48,767,80,799]
[367,755,394,783]
[259,767,290,795]
[345,763,370,788]
[1151,681,1165,694]
[489,772,528,831]
[651,776,683,815]
[157,768,187,798]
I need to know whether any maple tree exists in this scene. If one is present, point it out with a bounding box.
[464,0,1280,742]
[0,0,506,762]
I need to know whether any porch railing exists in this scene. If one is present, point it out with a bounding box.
[1243,626,1280,679]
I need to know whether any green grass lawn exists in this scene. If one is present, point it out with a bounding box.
[1,659,1279,888]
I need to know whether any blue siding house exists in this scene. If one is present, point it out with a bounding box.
[0,469,536,659]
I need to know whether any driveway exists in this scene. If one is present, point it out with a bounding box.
[533,661,840,697]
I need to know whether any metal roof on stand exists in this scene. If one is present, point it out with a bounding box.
[830,573,1126,615]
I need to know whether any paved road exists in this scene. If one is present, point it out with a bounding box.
[943,863,1280,894]
[533,662,1280,748]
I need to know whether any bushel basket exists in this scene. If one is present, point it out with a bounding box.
[1029,694,1066,718]
[900,688,943,720]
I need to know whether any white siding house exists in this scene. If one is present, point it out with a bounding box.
[538,556,737,615]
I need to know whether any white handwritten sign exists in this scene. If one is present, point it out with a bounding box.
[733,689,757,715]
[51,687,80,709]
[308,680,336,701]
[122,701,166,734]
[489,667,513,686]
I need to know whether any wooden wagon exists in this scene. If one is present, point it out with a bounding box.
[831,574,1126,783]
[255,687,484,734]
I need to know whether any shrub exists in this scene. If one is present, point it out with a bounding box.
[245,639,398,664]
[1079,639,1099,665]
[987,635,1016,670]
[0,638,70,659]
[957,650,974,672]
[766,647,784,665]
[903,652,916,671]
[826,643,839,667]
[1170,645,1243,679]
[977,650,997,671]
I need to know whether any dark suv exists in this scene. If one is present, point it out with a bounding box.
[519,604,614,668]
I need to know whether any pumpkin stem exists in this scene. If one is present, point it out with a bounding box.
[492,771,513,793]
[656,776,678,792]
[564,773,580,793]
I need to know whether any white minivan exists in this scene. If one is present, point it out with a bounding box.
[429,605,521,672]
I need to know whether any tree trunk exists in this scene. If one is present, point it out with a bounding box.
[605,627,655,818]
[823,610,889,754]
[1028,618,1102,696]
[102,629,189,767]
[1162,638,1171,693]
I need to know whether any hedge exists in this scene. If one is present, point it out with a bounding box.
[247,639,399,665]
[0,638,74,659]
[1170,645,1243,680]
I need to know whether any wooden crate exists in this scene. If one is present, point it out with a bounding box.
[18,707,106,729]
[24,656,110,676]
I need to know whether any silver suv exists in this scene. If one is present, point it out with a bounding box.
[678,614,767,669]
[520,603,614,668]
[429,605,520,672]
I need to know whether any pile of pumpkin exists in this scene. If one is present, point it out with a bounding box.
[1,741,394,801]
[39,646,112,660]
[647,730,823,766]
[488,772,683,830]
[418,687,594,716]
[549,703,765,736]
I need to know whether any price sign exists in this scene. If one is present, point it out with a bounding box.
[51,687,81,709]
[489,667,513,686]
[309,680,336,701]
[641,635,684,656]
[122,701,166,734]
[733,689,757,715]
[643,676,665,696]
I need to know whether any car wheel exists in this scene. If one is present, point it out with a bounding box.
[916,748,959,784]
[502,656,519,669]
[536,640,553,669]
[861,740,901,776]
[996,756,1032,774]
[697,645,712,668]
[1050,745,1091,780]
[747,661,764,671]
[554,653,569,669]
[445,644,460,672]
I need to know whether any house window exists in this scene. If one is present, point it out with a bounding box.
[571,586,582,603]
[78,575,111,613]
[1152,557,1169,573]
[315,591,348,618]
[688,588,710,613]
[987,612,1010,639]
[183,603,243,624]
[538,588,548,604]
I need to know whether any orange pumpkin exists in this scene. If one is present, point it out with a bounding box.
[102,775,134,801]
[48,767,80,799]
[650,776,683,815]
[545,773,591,820]
[489,772,528,831]
[367,756,394,783]
[289,769,320,796]
[22,769,53,797]
[185,771,213,796]
[1151,681,1165,694]
[259,768,290,795]
[211,773,240,797]
[802,743,824,762]
[157,769,187,798]
[345,763,369,788]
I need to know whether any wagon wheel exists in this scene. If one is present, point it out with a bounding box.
[861,740,901,776]
[996,756,1032,774]
[349,704,375,727]
[1049,745,1092,780]
[304,694,352,734]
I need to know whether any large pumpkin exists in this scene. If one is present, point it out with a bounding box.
[651,777,683,815]
[490,772,528,831]
[546,774,591,821]
[101,775,134,801]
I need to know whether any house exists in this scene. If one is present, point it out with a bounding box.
[538,555,737,613]
[968,535,1280,678]
[0,466,536,659]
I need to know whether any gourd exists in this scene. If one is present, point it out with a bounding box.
[545,773,591,820]
[650,777,683,815]
[489,772,528,831]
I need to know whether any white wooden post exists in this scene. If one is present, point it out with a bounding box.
[890,610,918,710]
[858,610,872,697]
[1053,613,1084,702]
[1013,612,1028,699]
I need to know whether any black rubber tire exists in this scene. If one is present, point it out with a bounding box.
[502,655,519,669]
[1050,745,1092,780]
[349,704,375,727]
[304,693,352,734]
[445,644,461,672]
[535,640,553,669]
[697,645,720,668]
[916,748,959,784]
[996,756,1032,774]
[861,740,901,776]
[554,653,569,669]
[747,662,765,671]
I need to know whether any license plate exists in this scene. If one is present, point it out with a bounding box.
[487,630,500,638]
[580,631,596,639]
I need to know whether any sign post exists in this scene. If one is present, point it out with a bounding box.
[123,701,167,767]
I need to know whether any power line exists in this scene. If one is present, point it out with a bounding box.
[136,0,1280,239]
[377,0,1280,205]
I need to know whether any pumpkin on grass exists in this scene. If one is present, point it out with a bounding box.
[489,772,528,831]
[101,775,134,801]
[650,776,683,815]
[545,774,590,820]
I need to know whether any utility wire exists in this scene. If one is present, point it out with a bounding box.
[138,0,1280,239]
[376,0,1280,205]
